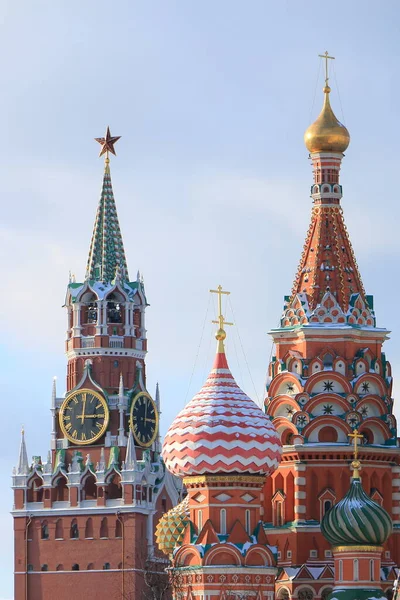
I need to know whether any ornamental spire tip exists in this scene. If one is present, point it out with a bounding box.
[210,285,233,354]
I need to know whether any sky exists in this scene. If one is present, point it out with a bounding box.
[1,0,400,596]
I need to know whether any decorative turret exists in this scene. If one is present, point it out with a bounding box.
[16,428,29,476]
[155,496,190,557]
[163,285,281,478]
[64,128,148,394]
[321,430,392,600]
[161,286,281,600]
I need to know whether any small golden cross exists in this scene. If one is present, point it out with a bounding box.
[210,285,233,331]
[318,51,335,85]
[348,428,364,461]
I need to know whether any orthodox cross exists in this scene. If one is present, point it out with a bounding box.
[348,428,363,460]
[318,51,335,85]
[210,285,233,331]
[95,126,121,161]
[348,428,364,477]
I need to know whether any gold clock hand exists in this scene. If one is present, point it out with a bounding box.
[83,414,105,418]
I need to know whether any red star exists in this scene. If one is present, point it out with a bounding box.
[95,126,121,157]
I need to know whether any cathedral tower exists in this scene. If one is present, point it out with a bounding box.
[159,286,282,599]
[12,129,179,600]
[264,55,399,600]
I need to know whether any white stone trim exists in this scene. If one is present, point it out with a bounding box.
[295,477,306,485]
[295,491,306,499]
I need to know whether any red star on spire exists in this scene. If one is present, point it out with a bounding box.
[95,126,121,157]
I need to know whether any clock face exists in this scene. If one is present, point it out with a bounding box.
[130,392,158,448]
[59,388,109,445]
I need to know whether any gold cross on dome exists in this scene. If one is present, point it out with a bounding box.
[210,285,233,331]
[318,51,335,85]
[348,428,363,460]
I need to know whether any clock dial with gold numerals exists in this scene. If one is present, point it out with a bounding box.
[130,392,158,448]
[59,388,109,445]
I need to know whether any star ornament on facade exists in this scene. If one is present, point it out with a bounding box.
[323,380,334,392]
[95,126,121,158]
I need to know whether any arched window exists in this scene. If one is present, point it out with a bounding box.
[115,519,122,538]
[370,559,374,581]
[321,589,333,600]
[298,589,314,600]
[103,562,111,570]
[85,518,93,539]
[41,521,49,540]
[245,510,251,535]
[323,353,334,368]
[52,476,68,502]
[107,294,122,323]
[27,475,43,503]
[41,564,48,571]
[323,500,332,514]
[87,563,94,570]
[70,519,79,539]
[56,564,63,571]
[82,475,97,500]
[276,502,284,526]
[100,517,109,538]
[220,509,227,535]
[107,475,122,500]
[27,564,34,572]
[277,589,289,600]
[55,519,63,539]
[71,564,79,571]
[354,558,359,581]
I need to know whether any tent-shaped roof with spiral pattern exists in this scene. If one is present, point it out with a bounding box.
[321,475,392,547]
[162,342,282,478]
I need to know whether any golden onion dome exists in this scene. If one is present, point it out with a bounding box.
[304,85,350,153]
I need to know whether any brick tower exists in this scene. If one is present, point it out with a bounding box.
[264,55,399,600]
[12,129,179,600]
[159,286,282,600]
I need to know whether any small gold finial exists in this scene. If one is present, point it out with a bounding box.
[348,429,364,478]
[318,50,335,89]
[210,285,233,351]
[21,425,24,436]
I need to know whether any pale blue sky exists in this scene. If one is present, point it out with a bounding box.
[1,1,400,596]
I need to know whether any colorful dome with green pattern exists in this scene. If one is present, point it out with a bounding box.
[321,476,392,547]
[155,496,190,557]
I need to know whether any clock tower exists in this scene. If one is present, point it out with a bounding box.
[12,129,179,600]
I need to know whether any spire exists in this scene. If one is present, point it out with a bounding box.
[155,382,160,412]
[125,429,137,470]
[118,373,124,404]
[290,55,366,314]
[17,427,29,475]
[51,376,57,409]
[85,128,129,284]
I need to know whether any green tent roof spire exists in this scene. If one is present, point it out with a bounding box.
[85,153,129,284]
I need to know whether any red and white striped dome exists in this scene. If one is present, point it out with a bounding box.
[162,347,282,478]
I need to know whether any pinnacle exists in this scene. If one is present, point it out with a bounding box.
[85,165,129,284]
